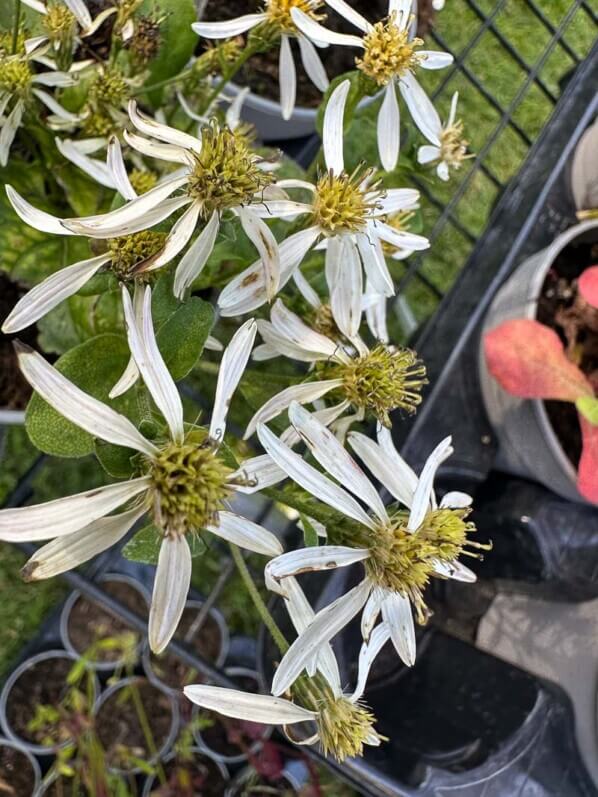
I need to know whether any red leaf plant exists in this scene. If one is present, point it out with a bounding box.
[484,317,598,503]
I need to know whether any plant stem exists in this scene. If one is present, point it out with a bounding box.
[12,0,21,54]
[199,42,260,115]
[228,542,289,656]
[129,681,167,787]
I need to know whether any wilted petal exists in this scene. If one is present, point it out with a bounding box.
[137,202,200,272]
[381,591,415,666]
[237,207,280,300]
[184,685,316,724]
[266,546,369,593]
[174,209,220,299]
[149,535,192,654]
[0,101,24,167]
[208,510,283,557]
[128,100,201,153]
[191,15,266,39]
[107,135,136,200]
[56,138,115,189]
[352,622,391,702]
[123,129,192,165]
[407,436,453,531]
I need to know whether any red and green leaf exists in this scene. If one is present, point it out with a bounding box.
[484,318,593,402]
[578,416,598,504]
[578,265,598,309]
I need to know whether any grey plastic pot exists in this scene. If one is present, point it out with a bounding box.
[142,599,230,696]
[0,737,42,795]
[60,572,150,673]
[93,676,179,777]
[0,409,25,425]
[479,219,598,503]
[0,649,100,757]
[193,666,272,766]
[141,747,229,796]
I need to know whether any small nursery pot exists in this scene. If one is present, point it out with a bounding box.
[0,737,41,796]
[142,599,230,695]
[479,219,598,503]
[60,572,151,672]
[0,650,99,757]
[225,764,303,797]
[93,676,179,776]
[193,667,272,766]
[141,747,229,797]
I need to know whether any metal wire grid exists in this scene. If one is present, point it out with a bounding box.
[393,0,598,326]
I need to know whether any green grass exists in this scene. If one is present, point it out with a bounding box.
[0,0,594,676]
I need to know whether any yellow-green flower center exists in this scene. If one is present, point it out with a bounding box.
[44,3,77,42]
[129,169,158,195]
[148,437,234,537]
[186,123,275,217]
[0,30,27,57]
[326,345,427,426]
[357,15,424,86]
[0,58,31,96]
[264,0,325,34]
[439,121,470,170]
[108,231,167,278]
[315,690,380,762]
[312,169,381,235]
[89,67,129,108]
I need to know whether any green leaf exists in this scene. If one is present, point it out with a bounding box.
[123,524,207,565]
[139,0,197,107]
[300,513,319,547]
[94,440,139,479]
[25,334,138,457]
[577,396,598,425]
[156,296,214,380]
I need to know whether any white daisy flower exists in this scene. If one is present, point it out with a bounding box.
[219,79,429,317]
[185,576,384,762]
[255,403,483,694]
[6,100,296,302]
[20,0,117,58]
[417,91,471,181]
[0,38,80,166]
[291,0,453,172]
[245,298,425,438]
[0,288,282,653]
[192,1,329,121]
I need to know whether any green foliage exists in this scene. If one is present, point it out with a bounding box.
[123,524,207,565]
[315,70,376,137]
[157,295,214,379]
[300,513,320,547]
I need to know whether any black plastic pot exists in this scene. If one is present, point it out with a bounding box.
[141,747,229,796]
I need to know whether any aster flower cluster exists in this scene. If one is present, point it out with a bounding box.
[0,0,478,766]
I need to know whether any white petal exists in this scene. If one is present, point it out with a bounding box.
[364,289,388,344]
[323,79,350,174]
[174,209,220,299]
[230,454,286,494]
[32,89,80,121]
[109,282,144,399]
[356,232,394,296]
[218,227,320,316]
[297,35,329,91]
[440,491,473,509]
[184,685,316,725]
[292,269,321,308]
[0,478,150,542]
[128,100,201,153]
[2,254,109,333]
[122,286,184,444]
[381,592,415,666]
[22,507,144,581]
[417,144,440,165]
[378,82,400,172]
[5,184,75,235]
[63,175,188,238]
[330,238,362,340]
[107,135,136,200]
[208,511,283,557]
[138,202,200,272]
[249,200,312,219]
[123,129,192,165]
[237,208,280,300]
[352,622,391,702]
[399,72,442,146]
[81,6,116,35]
[31,71,76,87]
[347,431,416,510]
[433,559,476,582]
[209,318,257,441]
[56,138,115,189]
[257,321,324,364]
[64,0,92,28]
[272,579,371,695]
[375,188,420,215]
[279,35,297,121]
[266,546,369,593]
[0,101,23,167]
[289,403,388,523]
[437,161,450,181]
[325,0,371,31]
[258,424,376,529]
[361,588,384,642]
[448,91,459,126]
[149,535,192,654]
[270,299,341,360]
[21,0,47,13]
[244,379,342,440]
[407,436,453,531]
[205,335,223,352]
[419,50,454,70]
[373,221,430,251]
[291,8,364,49]
[17,345,157,455]
[225,86,250,129]
[376,425,419,505]
[324,235,342,287]
[191,15,266,39]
